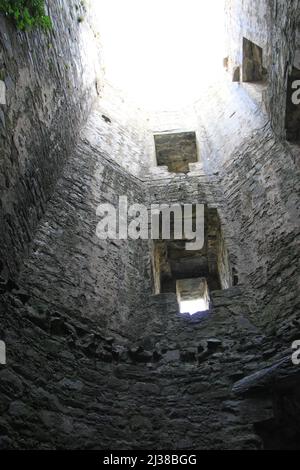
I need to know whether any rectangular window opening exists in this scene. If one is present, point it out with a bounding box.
[242,37,265,83]
[150,207,235,313]
[154,131,198,174]
[177,278,210,315]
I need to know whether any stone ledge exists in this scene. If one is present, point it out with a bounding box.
[232,354,300,396]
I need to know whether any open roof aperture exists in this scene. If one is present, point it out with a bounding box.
[93,0,226,110]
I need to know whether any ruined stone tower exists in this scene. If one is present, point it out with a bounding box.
[0,0,299,450]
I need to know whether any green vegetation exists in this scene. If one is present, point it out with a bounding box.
[0,0,52,31]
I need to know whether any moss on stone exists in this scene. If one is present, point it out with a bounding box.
[0,0,52,31]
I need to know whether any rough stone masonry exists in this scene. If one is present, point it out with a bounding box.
[0,0,300,450]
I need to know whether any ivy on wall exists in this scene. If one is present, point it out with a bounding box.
[0,0,52,30]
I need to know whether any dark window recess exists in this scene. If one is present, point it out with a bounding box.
[242,38,265,82]
[154,131,198,174]
[232,66,240,82]
[151,207,233,301]
[232,267,239,286]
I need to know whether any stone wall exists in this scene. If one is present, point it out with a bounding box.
[216,127,300,343]
[225,0,300,138]
[0,0,299,451]
[0,0,102,279]
[2,285,292,450]
[267,0,300,138]
[225,0,270,77]
[94,82,151,177]
[16,110,152,336]
[193,0,300,341]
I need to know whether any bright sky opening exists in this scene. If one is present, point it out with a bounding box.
[93,0,226,110]
[179,298,209,315]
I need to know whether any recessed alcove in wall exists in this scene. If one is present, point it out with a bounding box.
[242,37,265,83]
[154,131,198,173]
[151,206,233,314]
[285,66,300,142]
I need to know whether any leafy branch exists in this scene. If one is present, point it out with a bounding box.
[0,0,52,31]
